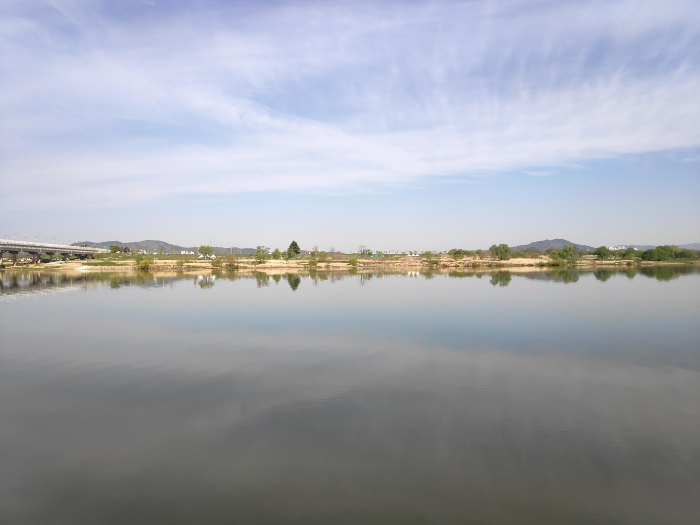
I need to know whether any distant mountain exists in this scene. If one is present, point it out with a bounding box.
[506,240,700,252]
[511,239,595,252]
[73,240,257,254]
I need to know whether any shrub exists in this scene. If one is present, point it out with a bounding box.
[211,258,223,268]
[349,258,358,266]
[138,259,152,270]
[448,249,473,260]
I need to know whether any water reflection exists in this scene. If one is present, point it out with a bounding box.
[2,265,697,298]
[489,271,512,286]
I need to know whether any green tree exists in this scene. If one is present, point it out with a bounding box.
[109,245,120,253]
[490,244,511,260]
[676,248,695,259]
[622,248,637,259]
[560,244,580,261]
[272,248,282,260]
[287,240,301,258]
[255,245,270,264]
[594,246,611,260]
[545,247,559,258]
[642,245,679,261]
[199,245,214,258]
[319,251,328,261]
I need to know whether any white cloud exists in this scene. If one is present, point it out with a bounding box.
[525,170,559,178]
[1,0,699,208]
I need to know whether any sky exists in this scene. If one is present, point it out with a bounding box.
[1,0,699,251]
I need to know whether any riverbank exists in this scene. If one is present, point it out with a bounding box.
[1,253,697,272]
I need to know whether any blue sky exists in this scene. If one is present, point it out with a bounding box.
[1,0,699,251]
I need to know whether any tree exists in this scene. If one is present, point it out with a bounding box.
[642,245,679,261]
[272,248,282,260]
[622,248,637,259]
[319,251,328,261]
[255,245,270,264]
[157,247,164,255]
[287,240,301,258]
[490,244,511,261]
[594,246,611,260]
[122,247,130,253]
[311,245,319,256]
[109,245,120,253]
[199,245,214,258]
[560,244,580,261]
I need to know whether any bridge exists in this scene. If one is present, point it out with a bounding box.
[0,239,108,264]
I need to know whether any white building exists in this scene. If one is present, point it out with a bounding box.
[180,250,194,255]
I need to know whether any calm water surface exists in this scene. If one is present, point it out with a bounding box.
[1,267,699,524]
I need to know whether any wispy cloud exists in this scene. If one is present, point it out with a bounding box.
[1,0,699,208]
[525,170,559,177]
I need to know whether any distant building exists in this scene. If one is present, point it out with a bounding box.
[180,250,194,255]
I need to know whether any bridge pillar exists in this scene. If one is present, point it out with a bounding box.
[12,252,17,266]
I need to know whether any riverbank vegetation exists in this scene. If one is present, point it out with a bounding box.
[3,239,698,271]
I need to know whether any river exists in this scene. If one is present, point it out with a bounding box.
[1,266,699,524]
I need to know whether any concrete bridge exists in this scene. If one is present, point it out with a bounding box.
[0,239,108,264]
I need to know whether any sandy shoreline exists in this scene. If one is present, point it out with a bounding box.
[2,254,697,273]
